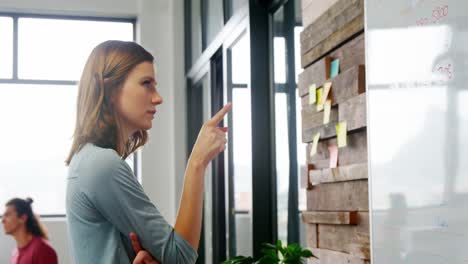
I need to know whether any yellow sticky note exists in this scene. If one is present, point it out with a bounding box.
[310,133,320,157]
[336,122,347,148]
[323,100,332,124]
[308,84,316,105]
[322,82,332,103]
[316,88,323,111]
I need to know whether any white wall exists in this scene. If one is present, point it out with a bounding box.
[0,0,186,263]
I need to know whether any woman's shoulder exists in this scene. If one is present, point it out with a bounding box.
[72,143,127,180]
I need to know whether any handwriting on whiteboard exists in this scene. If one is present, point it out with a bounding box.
[436,63,453,80]
[416,5,448,26]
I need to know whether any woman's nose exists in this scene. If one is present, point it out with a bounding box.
[152,90,163,105]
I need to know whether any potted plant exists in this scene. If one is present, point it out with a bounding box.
[222,240,317,264]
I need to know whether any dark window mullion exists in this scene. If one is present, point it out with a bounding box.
[223,0,231,23]
[250,1,277,258]
[284,0,300,245]
[226,48,237,258]
[232,83,248,88]
[12,16,18,80]
[184,0,192,72]
[201,0,208,51]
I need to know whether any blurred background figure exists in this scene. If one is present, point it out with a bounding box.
[2,197,58,264]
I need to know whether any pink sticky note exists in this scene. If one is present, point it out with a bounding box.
[328,144,338,168]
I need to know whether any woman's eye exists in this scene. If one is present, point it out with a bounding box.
[143,80,153,88]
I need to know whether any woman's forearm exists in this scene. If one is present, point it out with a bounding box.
[174,103,231,250]
[174,159,205,250]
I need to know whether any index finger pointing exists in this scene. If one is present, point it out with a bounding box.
[208,102,232,126]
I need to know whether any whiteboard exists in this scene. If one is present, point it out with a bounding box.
[366,0,468,263]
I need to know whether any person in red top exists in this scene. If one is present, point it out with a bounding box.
[2,197,58,264]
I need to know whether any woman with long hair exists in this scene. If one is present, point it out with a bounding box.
[2,197,58,264]
[66,40,230,263]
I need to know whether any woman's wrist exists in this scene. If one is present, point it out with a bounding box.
[187,157,205,172]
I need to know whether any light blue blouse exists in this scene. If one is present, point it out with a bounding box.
[66,144,197,264]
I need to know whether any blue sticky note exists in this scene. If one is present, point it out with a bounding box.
[330,59,340,78]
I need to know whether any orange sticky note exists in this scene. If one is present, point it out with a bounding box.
[308,84,316,105]
[310,133,320,157]
[316,88,324,111]
[328,144,338,168]
[336,122,347,148]
[322,82,332,103]
[323,99,332,124]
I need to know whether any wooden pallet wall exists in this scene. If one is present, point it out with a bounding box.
[299,0,369,263]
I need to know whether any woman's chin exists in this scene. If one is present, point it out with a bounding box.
[142,122,152,130]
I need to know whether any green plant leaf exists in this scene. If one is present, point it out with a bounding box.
[277,240,282,249]
[262,243,277,250]
[224,241,318,264]
[257,254,279,264]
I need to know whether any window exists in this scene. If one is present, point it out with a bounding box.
[0,15,134,216]
[18,18,133,80]
[205,0,224,46]
[226,0,248,19]
[229,32,253,257]
[191,0,203,65]
[272,1,306,244]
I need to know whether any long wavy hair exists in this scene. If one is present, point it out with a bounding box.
[65,40,153,165]
[6,198,48,239]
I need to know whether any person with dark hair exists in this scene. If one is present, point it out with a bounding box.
[2,197,58,264]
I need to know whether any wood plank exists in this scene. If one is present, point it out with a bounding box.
[307,130,367,167]
[302,14,364,68]
[301,164,313,189]
[301,65,365,108]
[308,247,367,264]
[301,0,363,55]
[349,242,371,260]
[329,33,365,74]
[302,211,359,225]
[301,0,314,11]
[335,130,367,166]
[339,93,367,131]
[305,223,318,248]
[307,159,331,170]
[302,105,338,131]
[317,213,370,256]
[303,124,337,143]
[298,57,331,97]
[309,169,322,186]
[299,33,364,98]
[307,180,368,211]
[302,121,339,143]
[302,0,341,28]
[311,163,368,185]
[331,65,366,105]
